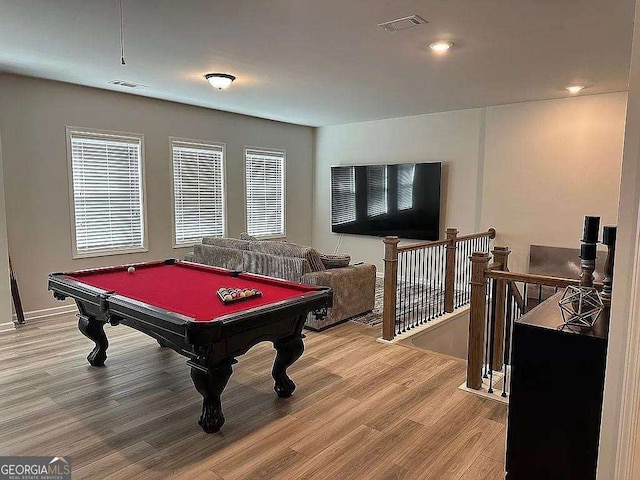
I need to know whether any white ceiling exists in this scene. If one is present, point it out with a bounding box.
[0,0,634,127]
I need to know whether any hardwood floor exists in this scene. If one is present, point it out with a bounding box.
[0,315,506,479]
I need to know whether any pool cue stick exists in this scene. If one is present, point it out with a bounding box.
[9,255,25,324]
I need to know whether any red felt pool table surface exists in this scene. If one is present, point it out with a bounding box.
[67,262,318,321]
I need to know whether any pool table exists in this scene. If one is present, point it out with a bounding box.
[48,259,333,433]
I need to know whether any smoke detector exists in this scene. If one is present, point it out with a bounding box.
[108,80,147,89]
[378,15,428,32]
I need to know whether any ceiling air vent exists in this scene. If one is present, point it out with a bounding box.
[108,80,147,89]
[378,15,428,32]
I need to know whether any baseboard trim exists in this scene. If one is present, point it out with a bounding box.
[375,305,470,344]
[0,321,15,333]
[13,304,77,323]
[458,369,509,405]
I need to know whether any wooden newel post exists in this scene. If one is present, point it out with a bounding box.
[382,236,400,341]
[467,252,490,390]
[491,246,511,372]
[444,228,459,313]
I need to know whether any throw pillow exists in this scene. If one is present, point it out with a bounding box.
[319,253,351,269]
[239,232,258,241]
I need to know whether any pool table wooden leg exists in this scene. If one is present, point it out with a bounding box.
[190,358,234,433]
[77,315,109,367]
[272,335,304,398]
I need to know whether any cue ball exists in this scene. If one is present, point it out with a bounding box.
[127,267,135,274]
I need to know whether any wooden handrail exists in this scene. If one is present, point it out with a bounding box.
[486,270,603,290]
[396,228,496,253]
[457,228,496,242]
[508,280,526,313]
[397,238,449,252]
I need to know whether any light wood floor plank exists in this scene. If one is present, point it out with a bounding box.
[0,315,506,479]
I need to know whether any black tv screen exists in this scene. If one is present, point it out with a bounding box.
[331,162,441,240]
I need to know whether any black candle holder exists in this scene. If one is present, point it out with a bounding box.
[579,216,600,288]
[601,225,617,307]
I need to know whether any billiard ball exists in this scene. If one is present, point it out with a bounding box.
[127,267,135,274]
[224,294,233,302]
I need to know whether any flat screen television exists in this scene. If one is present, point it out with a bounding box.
[330,162,441,240]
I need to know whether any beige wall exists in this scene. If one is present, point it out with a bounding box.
[311,90,630,477]
[312,94,627,275]
[0,74,314,312]
[312,108,485,269]
[481,93,627,273]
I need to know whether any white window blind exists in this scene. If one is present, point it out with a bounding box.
[69,129,145,257]
[367,165,388,217]
[397,163,415,210]
[331,167,356,225]
[245,148,285,237]
[172,140,225,245]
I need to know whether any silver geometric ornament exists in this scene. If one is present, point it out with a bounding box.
[558,285,604,329]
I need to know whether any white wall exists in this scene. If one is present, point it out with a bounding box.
[312,93,627,275]
[313,108,486,269]
[0,74,314,312]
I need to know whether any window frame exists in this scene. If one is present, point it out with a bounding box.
[243,146,286,240]
[170,136,228,248]
[66,126,149,259]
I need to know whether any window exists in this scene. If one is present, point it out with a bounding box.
[367,165,388,217]
[171,139,226,246]
[331,166,356,225]
[67,127,146,258]
[397,163,415,211]
[245,148,285,237]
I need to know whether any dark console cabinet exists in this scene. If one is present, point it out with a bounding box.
[505,294,609,480]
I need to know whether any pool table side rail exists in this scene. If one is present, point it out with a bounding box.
[54,259,174,277]
[48,267,333,342]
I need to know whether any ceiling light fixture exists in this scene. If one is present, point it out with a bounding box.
[566,85,585,94]
[429,41,454,52]
[205,73,236,90]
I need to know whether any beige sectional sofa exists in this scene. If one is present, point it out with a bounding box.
[185,237,376,330]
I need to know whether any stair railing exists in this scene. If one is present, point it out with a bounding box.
[466,248,603,397]
[381,227,496,341]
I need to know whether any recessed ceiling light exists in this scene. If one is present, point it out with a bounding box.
[205,73,236,90]
[429,41,454,52]
[566,85,585,94]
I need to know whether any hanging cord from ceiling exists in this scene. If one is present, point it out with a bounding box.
[119,0,126,65]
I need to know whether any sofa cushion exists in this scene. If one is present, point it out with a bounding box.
[319,253,351,269]
[201,237,251,250]
[192,244,243,271]
[248,240,325,272]
[242,250,310,281]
